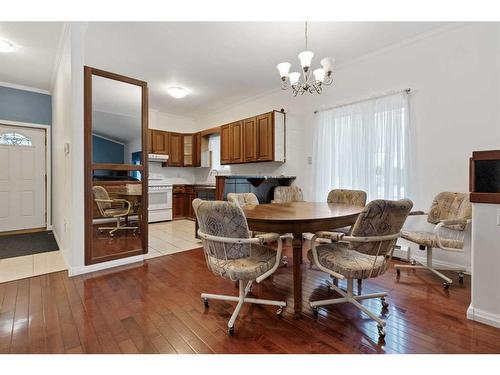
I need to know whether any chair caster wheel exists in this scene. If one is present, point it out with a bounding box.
[381,298,389,309]
[377,325,386,338]
[458,273,464,283]
[327,285,334,295]
[411,259,417,266]
[443,282,451,289]
[228,326,234,336]
[203,298,209,308]
[312,307,318,316]
[396,268,401,276]
[276,307,284,317]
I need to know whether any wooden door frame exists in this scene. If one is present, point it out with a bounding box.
[84,66,149,265]
[0,119,51,232]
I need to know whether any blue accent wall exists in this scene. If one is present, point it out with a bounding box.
[0,86,52,125]
[92,135,125,164]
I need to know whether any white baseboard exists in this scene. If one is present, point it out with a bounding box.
[467,305,500,329]
[68,255,144,277]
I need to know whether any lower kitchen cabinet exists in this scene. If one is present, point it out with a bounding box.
[172,185,203,220]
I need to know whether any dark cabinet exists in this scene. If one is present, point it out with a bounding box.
[219,111,285,165]
[256,112,274,161]
[230,121,244,163]
[168,132,184,166]
[192,132,201,167]
[243,116,257,162]
[173,185,197,220]
[220,124,231,164]
[151,130,169,154]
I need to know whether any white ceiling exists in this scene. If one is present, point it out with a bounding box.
[0,22,448,116]
[0,22,63,91]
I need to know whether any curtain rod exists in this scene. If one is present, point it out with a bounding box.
[313,88,412,114]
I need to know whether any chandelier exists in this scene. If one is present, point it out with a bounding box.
[277,22,334,96]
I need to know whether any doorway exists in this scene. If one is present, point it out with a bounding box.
[0,124,47,233]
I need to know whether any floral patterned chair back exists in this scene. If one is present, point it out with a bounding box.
[227,193,259,207]
[349,199,413,275]
[327,189,367,207]
[427,192,471,231]
[272,186,304,203]
[192,199,251,269]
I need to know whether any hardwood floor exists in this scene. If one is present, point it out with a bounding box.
[1,244,499,354]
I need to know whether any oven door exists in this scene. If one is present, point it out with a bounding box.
[148,186,172,210]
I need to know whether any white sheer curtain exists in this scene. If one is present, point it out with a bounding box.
[313,92,411,202]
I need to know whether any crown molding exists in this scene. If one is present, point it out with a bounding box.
[0,81,51,95]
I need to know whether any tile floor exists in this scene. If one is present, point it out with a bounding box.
[0,219,200,283]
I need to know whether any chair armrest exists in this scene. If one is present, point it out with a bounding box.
[254,232,293,244]
[408,210,427,216]
[341,233,400,243]
[95,198,114,203]
[255,234,292,283]
[438,218,471,226]
[315,231,346,242]
[197,230,263,245]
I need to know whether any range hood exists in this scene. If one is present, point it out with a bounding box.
[148,153,169,162]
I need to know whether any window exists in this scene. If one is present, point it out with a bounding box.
[313,92,411,201]
[0,132,33,146]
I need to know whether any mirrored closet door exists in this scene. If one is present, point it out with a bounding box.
[84,67,148,265]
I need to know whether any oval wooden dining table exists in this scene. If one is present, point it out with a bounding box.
[242,201,363,319]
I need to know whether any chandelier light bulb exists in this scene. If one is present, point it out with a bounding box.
[277,62,291,79]
[166,86,189,99]
[320,57,334,74]
[313,68,325,83]
[288,72,301,86]
[298,51,314,71]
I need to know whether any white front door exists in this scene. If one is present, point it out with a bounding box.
[0,125,46,232]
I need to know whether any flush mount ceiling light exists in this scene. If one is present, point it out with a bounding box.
[167,86,189,99]
[0,38,15,53]
[277,22,334,96]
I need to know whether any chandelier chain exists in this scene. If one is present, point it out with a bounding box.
[304,21,308,50]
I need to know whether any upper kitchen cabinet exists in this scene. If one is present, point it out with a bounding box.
[168,132,184,166]
[221,110,285,165]
[182,132,202,167]
[151,129,169,154]
[243,116,257,162]
[220,124,231,164]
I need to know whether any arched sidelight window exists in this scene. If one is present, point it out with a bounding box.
[0,132,33,146]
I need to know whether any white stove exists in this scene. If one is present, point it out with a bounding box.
[148,173,173,223]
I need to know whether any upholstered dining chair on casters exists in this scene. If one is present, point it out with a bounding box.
[308,199,413,338]
[394,192,472,289]
[192,199,289,336]
[92,186,138,237]
[304,189,367,292]
[271,186,304,203]
[228,192,288,268]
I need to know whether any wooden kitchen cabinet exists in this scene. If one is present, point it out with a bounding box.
[220,110,285,165]
[243,116,257,162]
[230,120,244,163]
[147,129,153,153]
[173,194,185,219]
[151,129,169,154]
[220,124,231,164]
[192,132,201,167]
[172,185,197,220]
[256,112,274,161]
[182,132,202,167]
[168,132,184,166]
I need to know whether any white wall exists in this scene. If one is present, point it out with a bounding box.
[193,23,500,270]
[468,204,500,328]
[51,23,87,272]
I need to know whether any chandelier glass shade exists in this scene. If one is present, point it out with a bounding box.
[277,22,334,96]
